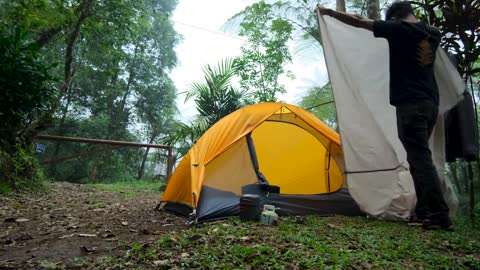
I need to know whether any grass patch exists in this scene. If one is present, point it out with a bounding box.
[93,215,480,269]
[90,198,110,208]
[88,180,163,196]
[0,178,48,197]
[37,260,64,270]
[66,257,88,268]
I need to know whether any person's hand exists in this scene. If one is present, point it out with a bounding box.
[318,7,333,16]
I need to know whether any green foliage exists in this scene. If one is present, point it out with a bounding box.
[267,0,326,53]
[0,0,71,40]
[37,260,63,270]
[300,83,337,129]
[186,58,247,126]
[235,1,294,103]
[0,27,57,150]
[163,118,210,152]
[0,25,57,192]
[166,59,247,154]
[412,0,480,78]
[0,146,47,195]
[66,257,88,268]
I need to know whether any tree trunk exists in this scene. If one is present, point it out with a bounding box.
[49,83,74,177]
[468,77,479,211]
[100,45,139,179]
[109,44,138,140]
[138,147,150,180]
[23,0,94,141]
[138,135,156,179]
[89,150,100,184]
[466,162,475,224]
[366,0,380,20]
[449,162,461,193]
[97,66,120,180]
[52,0,95,115]
[336,0,346,12]
[99,145,113,179]
[119,54,137,115]
[103,61,120,143]
[462,161,469,193]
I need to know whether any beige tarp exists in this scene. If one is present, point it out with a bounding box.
[316,11,465,220]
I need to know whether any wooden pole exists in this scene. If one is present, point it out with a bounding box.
[35,134,171,150]
[35,134,174,181]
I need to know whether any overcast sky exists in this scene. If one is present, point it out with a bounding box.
[169,0,329,121]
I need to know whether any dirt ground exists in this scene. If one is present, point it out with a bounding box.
[0,182,185,269]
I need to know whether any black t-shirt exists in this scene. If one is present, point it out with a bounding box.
[373,20,441,106]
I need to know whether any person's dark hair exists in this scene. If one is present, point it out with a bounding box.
[385,1,414,20]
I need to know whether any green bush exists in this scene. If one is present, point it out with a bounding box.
[0,27,57,193]
[0,146,47,195]
[0,27,57,151]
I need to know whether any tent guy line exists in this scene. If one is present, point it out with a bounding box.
[173,20,247,41]
[344,163,404,175]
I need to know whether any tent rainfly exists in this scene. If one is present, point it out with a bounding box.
[316,10,464,220]
[159,103,363,222]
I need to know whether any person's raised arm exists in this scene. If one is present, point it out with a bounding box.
[317,7,374,31]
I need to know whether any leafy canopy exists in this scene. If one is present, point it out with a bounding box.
[234,1,294,103]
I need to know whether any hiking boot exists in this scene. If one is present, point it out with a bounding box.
[422,218,454,231]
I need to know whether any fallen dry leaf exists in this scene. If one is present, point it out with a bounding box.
[59,234,76,239]
[15,218,29,223]
[153,260,169,266]
[78,234,97,237]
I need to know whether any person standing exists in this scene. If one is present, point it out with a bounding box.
[318,1,452,230]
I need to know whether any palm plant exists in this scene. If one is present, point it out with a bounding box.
[185,58,247,127]
[164,58,248,154]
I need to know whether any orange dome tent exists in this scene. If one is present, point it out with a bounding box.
[159,103,362,222]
